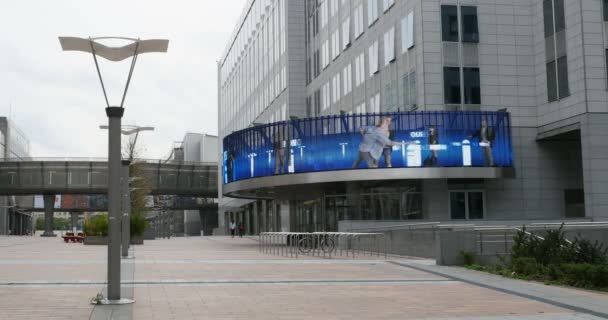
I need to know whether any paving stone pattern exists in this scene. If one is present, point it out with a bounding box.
[0,234,607,319]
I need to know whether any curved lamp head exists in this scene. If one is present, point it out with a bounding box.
[59,36,169,108]
[58,37,168,61]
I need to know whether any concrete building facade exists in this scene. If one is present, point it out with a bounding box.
[0,117,33,235]
[218,0,608,234]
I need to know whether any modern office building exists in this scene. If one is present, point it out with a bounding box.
[218,0,608,234]
[165,133,219,236]
[0,117,33,235]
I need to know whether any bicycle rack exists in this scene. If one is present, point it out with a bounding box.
[258,232,387,260]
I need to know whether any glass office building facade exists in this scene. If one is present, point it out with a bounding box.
[218,0,608,234]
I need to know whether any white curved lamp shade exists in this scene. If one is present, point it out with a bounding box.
[59,37,169,61]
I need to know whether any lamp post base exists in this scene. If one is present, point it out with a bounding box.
[92,298,135,305]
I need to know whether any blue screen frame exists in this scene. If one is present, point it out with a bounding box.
[223,111,513,184]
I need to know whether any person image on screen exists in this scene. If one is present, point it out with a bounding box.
[381,127,396,167]
[273,125,289,174]
[469,119,495,167]
[427,127,439,166]
[352,117,402,169]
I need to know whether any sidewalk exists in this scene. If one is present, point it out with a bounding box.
[0,235,606,320]
[390,260,608,319]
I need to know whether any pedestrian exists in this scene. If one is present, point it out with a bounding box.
[238,222,244,238]
[229,219,236,238]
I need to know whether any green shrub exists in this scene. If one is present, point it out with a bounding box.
[570,238,608,265]
[83,214,108,236]
[459,250,476,266]
[511,257,544,278]
[561,264,608,289]
[130,213,148,237]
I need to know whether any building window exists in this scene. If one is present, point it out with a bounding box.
[367,0,379,27]
[557,56,569,99]
[355,52,366,87]
[314,89,321,115]
[322,82,330,111]
[342,17,351,50]
[322,40,330,69]
[306,96,312,117]
[460,6,479,43]
[329,0,338,17]
[450,191,484,220]
[332,73,341,104]
[544,0,569,102]
[401,11,415,53]
[343,64,352,95]
[368,40,379,76]
[321,0,328,28]
[383,83,396,112]
[369,93,380,113]
[463,67,480,104]
[402,71,417,111]
[314,50,320,78]
[443,67,461,104]
[383,0,395,13]
[604,0,608,21]
[306,58,311,85]
[383,27,395,66]
[332,30,340,60]
[355,101,366,114]
[441,5,459,42]
[354,5,364,39]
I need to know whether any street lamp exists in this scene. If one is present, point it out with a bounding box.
[100,125,154,258]
[59,36,168,305]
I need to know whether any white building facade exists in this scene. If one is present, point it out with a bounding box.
[218,0,608,234]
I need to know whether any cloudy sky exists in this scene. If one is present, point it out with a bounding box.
[0,0,246,159]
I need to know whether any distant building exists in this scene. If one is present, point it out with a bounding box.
[163,133,219,236]
[0,117,33,235]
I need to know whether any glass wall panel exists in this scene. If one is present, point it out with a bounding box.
[441,5,459,42]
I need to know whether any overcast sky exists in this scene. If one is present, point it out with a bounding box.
[0,0,246,159]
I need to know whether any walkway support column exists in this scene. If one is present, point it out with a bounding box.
[41,194,56,237]
[121,160,131,258]
[70,212,78,233]
[106,106,123,301]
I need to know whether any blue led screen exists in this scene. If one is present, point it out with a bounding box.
[223,111,513,184]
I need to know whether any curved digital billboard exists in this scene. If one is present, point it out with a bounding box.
[223,111,513,184]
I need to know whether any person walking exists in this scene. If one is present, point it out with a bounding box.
[238,222,244,238]
[229,219,236,238]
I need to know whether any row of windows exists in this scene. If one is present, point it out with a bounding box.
[307,70,416,117]
[307,8,414,86]
[220,1,287,132]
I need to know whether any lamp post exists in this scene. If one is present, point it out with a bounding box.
[100,125,154,258]
[59,36,167,304]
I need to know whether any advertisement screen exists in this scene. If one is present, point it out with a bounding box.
[223,111,513,184]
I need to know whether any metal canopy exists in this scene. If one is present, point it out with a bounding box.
[58,37,168,61]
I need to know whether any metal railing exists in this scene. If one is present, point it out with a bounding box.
[259,232,387,259]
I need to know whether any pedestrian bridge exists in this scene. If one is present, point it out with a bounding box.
[0,158,218,197]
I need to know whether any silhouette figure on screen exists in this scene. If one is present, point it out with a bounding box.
[469,119,496,167]
[352,117,402,169]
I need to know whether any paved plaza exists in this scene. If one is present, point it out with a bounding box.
[0,235,607,319]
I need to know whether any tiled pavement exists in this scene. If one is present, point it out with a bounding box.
[0,234,607,319]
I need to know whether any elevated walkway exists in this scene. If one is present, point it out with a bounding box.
[0,158,217,197]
